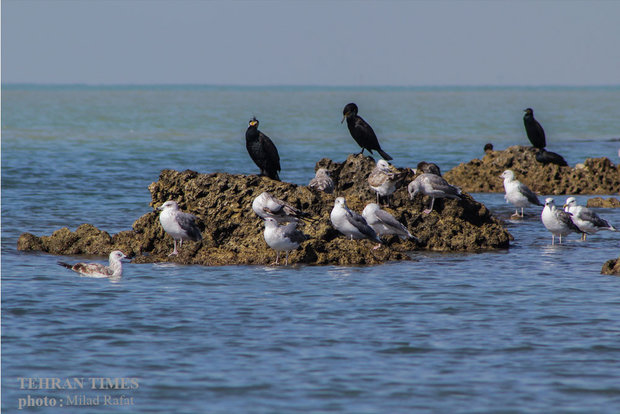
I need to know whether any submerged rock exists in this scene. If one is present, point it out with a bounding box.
[18,154,511,266]
[601,257,620,276]
[587,197,620,208]
[444,145,619,194]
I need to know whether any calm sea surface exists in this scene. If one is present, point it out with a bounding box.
[2,85,620,413]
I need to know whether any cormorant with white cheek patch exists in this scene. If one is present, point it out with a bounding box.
[245,117,281,181]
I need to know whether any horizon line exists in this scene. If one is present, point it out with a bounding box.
[3,82,620,89]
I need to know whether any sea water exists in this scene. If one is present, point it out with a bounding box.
[2,85,620,413]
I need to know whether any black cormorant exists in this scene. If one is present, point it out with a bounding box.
[535,148,568,167]
[523,108,546,149]
[245,117,281,181]
[341,103,392,160]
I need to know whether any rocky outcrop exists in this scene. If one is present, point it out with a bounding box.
[601,257,620,276]
[444,145,619,194]
[587,197,620,208]
[18,154,512,266]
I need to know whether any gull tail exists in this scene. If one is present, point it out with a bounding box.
[58,262,73,270]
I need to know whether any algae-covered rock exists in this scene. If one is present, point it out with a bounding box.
[444,145,619,194]
[18,155,512,266]
[587,197,620,208]
[601,257,620,276]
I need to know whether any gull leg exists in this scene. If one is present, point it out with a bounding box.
[423,198,435,214]
[551,235,555,245]
[169,240,179,256]
[285,251,289,266]
[275,251,280,265]
[521,207,524,217]
[559,234,562,244]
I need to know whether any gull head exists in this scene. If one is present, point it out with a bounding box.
[334,197,347,208]
[362,203,380,216]
[109,250,127,262]
[158,200,180,211]
[500,170,515,180]
[564,197,577,209]
[376,159,394,173]
[407,179,420,199]
[264,217,278,229]
[316,168,330,177]
[544,198,555,208]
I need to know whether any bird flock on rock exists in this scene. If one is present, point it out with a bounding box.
[57,103,617,274]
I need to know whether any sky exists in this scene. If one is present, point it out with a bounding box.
[2,0,620,86]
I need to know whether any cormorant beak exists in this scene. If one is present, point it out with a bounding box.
[249,120,258,127]
[341,115,346,124]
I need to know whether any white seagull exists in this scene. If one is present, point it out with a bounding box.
[367,159,401,205]
[564,197,617,241]
[252,191,313,223]
[408,173,462,214]
[362,203,416,241]
[263,217,307,265]
[158,200,202,256]
[500,170,543,218]
[330,197,382,244]
[58,250,127,278]
[541,197,582,245]
[308,168,334,194]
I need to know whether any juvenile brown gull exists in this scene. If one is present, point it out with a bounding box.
[541,197,582,245]
[58,250,126,278]
[408,173,462,214]
[564,197,617,241]
[367,159,401,205]
[308,168,334,194]
[330,197,381,244]
[158,200,202,256]
[500,170,543,218]
[263,217,307,265]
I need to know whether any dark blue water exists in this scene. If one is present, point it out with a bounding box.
[2,86,620,413]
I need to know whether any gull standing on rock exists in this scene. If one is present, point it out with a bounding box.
[500,170,543,218]
[308,168,334,194]
[367,159,401,205]
[58,250,127,279]
[408,173,462,214]
[564,197,617,241]
[330,197,382,244]
[362,203,416,241]
[252,192,313,223]
[263,217,307,266]
[541,198,582,245]
[158,200,202,256]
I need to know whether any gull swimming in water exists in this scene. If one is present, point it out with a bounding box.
[362,203,416,241]
[308,168,334,194]
[158,200,203,256]
[58,250,127,278]
[541,197,582,245]
[252,192,313,223]
[263,217,307,265]
[500,170,543,218]
[564,197,617,241]
[330,197,382,244]
[367,159,401,205]
[408,173,462,214]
